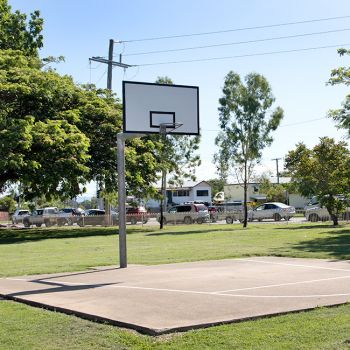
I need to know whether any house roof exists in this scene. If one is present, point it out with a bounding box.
[166,180,212,191]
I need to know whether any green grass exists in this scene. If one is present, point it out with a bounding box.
[0,223,350,349]
[0,223,349,277]
[0,300,349,350]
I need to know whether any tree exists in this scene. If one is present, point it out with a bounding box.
[258,176,287,203]
[206,178,226,199]
[0,0,43,56]
[0,3,196,203]
[0,195,16,212]
[215,71,284,227]
[0,49,90,199]
[0,50,166,200]
[285,137,350,226]
[327,48,350,136]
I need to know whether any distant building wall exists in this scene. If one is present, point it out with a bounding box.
[0,211,9,221]
[224,183,260,201]
[288,193,309,209]
[225,183,308,207]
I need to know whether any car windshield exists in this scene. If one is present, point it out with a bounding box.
[275,203,289,208]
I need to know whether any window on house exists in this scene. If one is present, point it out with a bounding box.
[196,190,209,197]
[172,190,189,197]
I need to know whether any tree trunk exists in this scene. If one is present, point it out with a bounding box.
[330,213,339,226]
[327,205,339,226]
[243,160,248,228]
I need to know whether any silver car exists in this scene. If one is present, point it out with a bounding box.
[305,205,350,222]
[12,209,30,224]
[158,204,210,224]
[23,207,59,227]
[248,202,295,222]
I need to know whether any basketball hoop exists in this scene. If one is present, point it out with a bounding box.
[159,122,183,134]
[123,81,199,135]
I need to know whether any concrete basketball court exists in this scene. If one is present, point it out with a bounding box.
[1,256,350,335]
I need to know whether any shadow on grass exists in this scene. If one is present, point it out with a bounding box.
[286,232,350,259]
[0,226,150,244]
[146,227,234,236]
[275,224,347,231]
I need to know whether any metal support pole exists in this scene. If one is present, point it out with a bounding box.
[117,133,127,268]
[117,132,146,268]
[159,125,167,229]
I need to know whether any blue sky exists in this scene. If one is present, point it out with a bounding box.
[9,0,350,194]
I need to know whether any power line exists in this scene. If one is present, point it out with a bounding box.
[137,43,350,66]
[202,117,329,132]
[124,28,350,57]
[121,15,350,43]
[279,117,327,127]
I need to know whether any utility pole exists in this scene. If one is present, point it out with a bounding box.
[271,158,282,184]
[90,39,134,210]
[89,39,134,76]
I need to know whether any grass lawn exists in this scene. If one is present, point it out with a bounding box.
[0,223,350,349]
[0,223,349,277]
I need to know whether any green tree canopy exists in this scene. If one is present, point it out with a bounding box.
[258,176,287,203]
[0,49,164,200]
[285,137,350,225]
[0,3,199,202]
[0,0,43,56]
[0,195,16,212]
[215,71,283,227]
[327,48,350,136]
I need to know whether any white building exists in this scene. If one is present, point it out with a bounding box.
[146,181,212,210]
[224,180,309,209]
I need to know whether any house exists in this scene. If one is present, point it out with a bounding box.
[224,180,309,209]
[224,182,265,203]
[146,181,212,210]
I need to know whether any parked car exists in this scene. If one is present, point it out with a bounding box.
[77,209,118,227]
[157,203,210,224]
[57,208,84,226]
[126,206,148,225]
[247,202,295,222]
[305,202,350,222]
[23,207,59,228]
[11,209,30,224]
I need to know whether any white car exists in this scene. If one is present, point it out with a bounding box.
[248,202,295,222]
[12,209,30,224]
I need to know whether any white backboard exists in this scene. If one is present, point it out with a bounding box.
[123,81,199,135]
